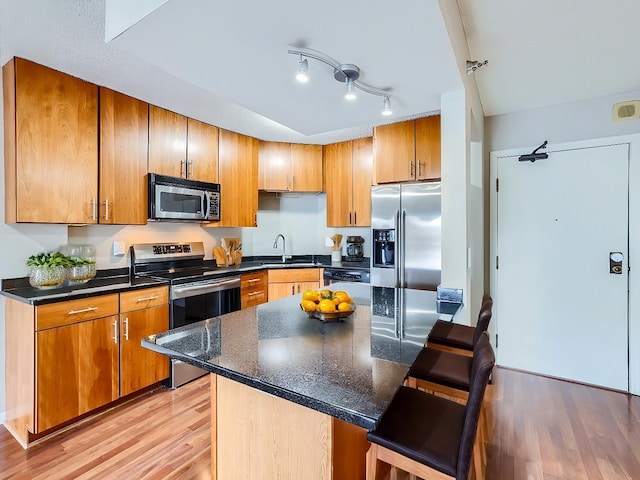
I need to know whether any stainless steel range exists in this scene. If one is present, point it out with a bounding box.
[131,241,241,388]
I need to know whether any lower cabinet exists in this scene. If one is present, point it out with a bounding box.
[267,269,320,302]
[5,286,169,447]
[241,271,267,309]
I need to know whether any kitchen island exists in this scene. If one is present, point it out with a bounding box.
[143,283,459,479]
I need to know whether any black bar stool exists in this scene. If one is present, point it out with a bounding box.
[366,334,495,480]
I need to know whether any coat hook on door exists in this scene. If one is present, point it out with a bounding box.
[518,141,548,163]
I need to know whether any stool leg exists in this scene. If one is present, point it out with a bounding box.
[366,444,392,480]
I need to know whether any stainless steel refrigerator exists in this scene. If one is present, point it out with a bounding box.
[370,182,441,290]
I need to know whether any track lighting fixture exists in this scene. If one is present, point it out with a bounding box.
[345,78,356,101]
[382,96,392,116]
[288,47,392,116]
[296,56,309,83]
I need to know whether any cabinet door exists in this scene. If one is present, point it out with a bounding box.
[187,118,219,183]
[351,137,373,227]
[219,130,258,227]
[99,88,149,225]
[11,57,98,223]
[259,141,291,191]
[36,316,119,432]
[374,120,415,184]
[415,115,441,180]
[294,281,320,295]
[268,282,298,301]
[120,305,170,397]
[324,141,353,227]
[291,144,323,192]
[149,106,187,178]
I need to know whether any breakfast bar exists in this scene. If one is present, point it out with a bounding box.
[142,283,460,479]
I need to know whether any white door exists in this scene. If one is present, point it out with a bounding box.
[495,143,629,391]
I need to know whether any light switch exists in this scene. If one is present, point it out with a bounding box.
[113,241,126,256]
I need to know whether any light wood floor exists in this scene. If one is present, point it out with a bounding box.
[1,367,640,479]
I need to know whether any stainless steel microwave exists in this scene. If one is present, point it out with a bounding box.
[148,173,220,222]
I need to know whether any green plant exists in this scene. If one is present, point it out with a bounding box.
[67,256,96,266]
[26,252,73,269]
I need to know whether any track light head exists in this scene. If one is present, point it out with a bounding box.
[345,78,357,101]
[382,96,392,116]
[296,57,309,83]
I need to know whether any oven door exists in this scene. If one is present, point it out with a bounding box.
[169,276,241,387]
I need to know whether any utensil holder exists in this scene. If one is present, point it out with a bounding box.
[331,250,342,263]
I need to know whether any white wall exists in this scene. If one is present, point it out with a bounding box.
[486,92,640,394]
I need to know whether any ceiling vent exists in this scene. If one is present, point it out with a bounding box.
[613,100,640,121]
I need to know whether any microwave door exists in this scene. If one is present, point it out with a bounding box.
[154,184,205,220]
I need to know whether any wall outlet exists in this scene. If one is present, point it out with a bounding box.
[113,241,126,256]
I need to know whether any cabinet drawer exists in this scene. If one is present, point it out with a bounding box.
[268,268,319,283]
[241,271,267,289]
[120,286,169,313]
[241,288,267,309]
[36,294,119,331]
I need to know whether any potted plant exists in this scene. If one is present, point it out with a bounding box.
[26,252,71,289]
[66,256,97,284]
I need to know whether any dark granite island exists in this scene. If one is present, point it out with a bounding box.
[143,283,460,480]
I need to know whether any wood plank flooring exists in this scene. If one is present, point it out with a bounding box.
[1,367,640,479]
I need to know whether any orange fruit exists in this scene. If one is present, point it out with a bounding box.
[337,302,352,312]
[302,290,319,302]
[319,289,333,299]
[334,291,352,304]
[301,300,317,312]
[319,299,337,313]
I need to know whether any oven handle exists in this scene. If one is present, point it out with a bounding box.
[172,277,241,300]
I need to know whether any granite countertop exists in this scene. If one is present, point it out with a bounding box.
[142,282,461,430]
[1,256,370,305]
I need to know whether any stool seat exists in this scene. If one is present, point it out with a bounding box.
[407,347,472,392]
[367,387,464,477]
[428,320,475,351]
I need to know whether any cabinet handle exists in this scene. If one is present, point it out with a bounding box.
[291,285,295,295]
[68,306,98,315]
[248,291,261,297]
[103,199,109,221]
[349,211,352,225]
[112,319,118,344]
[247,278,260,283]
[292,175,296,190]
[124,317,129,340]
[180,160,186,177]
[188,161,193,178]
[354,211,357,225]
[91,198,97,221]
[136,295,160,303]
[410,161,415,178]
[286,174,289,190]
[417,160,422,177]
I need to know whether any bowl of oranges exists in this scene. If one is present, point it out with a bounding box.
[300,289,356,322]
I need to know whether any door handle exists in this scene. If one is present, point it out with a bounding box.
[610,252,624,274]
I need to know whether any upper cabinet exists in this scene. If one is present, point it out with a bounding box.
[259,142,323,192]
[218,129,258,227]
[324,137,373,227]
[149,106,218,183]
[99,88,149,225]
[374,116,441,184]
[3,57,99,223]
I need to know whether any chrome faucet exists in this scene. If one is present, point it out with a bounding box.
[273,234,286,263]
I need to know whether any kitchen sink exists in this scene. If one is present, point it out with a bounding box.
[260,262,322,268]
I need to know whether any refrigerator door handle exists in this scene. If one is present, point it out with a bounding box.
[394,209,401,287]
[400,209,407,288]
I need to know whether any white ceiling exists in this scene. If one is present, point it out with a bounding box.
[1,1,639,144]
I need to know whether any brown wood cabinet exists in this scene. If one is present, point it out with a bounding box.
[149,106,219,183]
[218,129,258,227]
[119,287,170,397]
[267,268,320,301]
[259,142,323,192]
[324,137,373,227]
[4,286,170,447]
[3,57,99,223]
[241,271,268,309]
[374,116,441,184]
[99,88,149,225]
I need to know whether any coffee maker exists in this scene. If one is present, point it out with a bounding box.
[345,236,365,262]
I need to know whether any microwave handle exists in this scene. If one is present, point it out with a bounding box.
[203,192,211,219]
